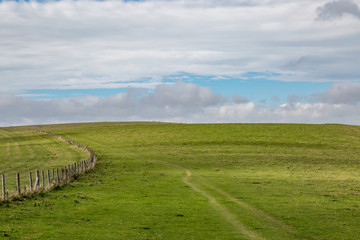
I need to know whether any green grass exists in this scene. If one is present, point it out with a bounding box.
[0,127,90,191]
[0,122,360,239]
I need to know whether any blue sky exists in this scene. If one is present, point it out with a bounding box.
[24,73,333,107]
[0,0,360,126]
[184,76,332,105]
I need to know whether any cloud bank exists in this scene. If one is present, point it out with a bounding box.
[1,0,359,126]
[1,81,359,126]
[312,82,360,104]
[0,0,360,93]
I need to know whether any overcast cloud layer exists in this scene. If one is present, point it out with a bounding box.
[1,0,360,125]
[1,0,360,92]
[1,81,360,126]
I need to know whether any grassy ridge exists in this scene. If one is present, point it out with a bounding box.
[0,123,360,239]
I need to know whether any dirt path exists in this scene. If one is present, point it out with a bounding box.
[119,150,267,240]
[201,182,295,233]
[183,169,266,240]
[83,145,291,240]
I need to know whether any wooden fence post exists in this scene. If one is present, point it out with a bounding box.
[29,172,33,192]
[56,168,59,182]
[2,175,5,201]
[16,173,20,195]
[34,170,40,189]
[65,167,68,181]
[52,169,55,182]
[47,170,51,186]
[41,170,45,189]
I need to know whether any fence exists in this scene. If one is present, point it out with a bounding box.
[1,129,97,201]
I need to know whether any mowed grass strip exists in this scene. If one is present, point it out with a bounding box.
[0,122,360,239]
[0,127,90,191]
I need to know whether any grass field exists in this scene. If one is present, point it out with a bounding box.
[1,122,360,239]
[0,127,90,191]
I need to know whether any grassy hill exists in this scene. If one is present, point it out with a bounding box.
[1,122,360,239]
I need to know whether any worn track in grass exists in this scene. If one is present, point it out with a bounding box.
[183,168,266,240]
[126,149,289,240]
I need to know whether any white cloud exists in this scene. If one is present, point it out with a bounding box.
[141,81,225,107]
[0,0,359,94]
[1,81,359,126]
[1,0,359,126]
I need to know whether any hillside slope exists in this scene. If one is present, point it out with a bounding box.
[1,122,360,239]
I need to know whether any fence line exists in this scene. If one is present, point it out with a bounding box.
[1,129,97,202]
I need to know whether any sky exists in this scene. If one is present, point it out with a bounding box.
[0,0,360,126]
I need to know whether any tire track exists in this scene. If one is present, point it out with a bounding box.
[201,182,295,233]
[62,140,288,239]
[111,149,266,240]
[183,169,266,240]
